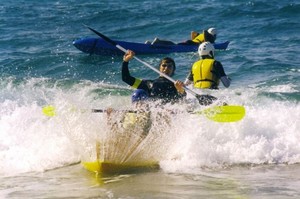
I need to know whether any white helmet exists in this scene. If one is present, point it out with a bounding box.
[208,28,217,36]
[198,42,215,57]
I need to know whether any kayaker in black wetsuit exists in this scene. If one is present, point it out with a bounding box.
[177,28,217,46]
[146,28,217,46]
[122,50,186,104]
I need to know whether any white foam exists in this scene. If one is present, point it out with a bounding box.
[0,78,299,176]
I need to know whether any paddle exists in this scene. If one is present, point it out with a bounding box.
[84,25,216,106]
[195,105,245,123]
[42,105,137,117]
[42,105,245,123]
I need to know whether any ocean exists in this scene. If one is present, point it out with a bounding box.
[0,0,300,198]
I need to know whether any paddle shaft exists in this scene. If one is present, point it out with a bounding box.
[42,105,245,122]
[86,26,201,98]
[92,109,137,113]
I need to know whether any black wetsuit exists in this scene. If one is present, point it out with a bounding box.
[122,61,185,104]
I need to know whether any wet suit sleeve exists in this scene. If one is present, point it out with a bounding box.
[121,61,150,90]
[213,61,231,88]
[213,61,226,78]
[122,61,142,88]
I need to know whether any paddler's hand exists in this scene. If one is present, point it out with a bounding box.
[123,50,135,62]
[174,80,185,94]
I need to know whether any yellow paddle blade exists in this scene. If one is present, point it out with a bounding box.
[200,105,246,123]
[42,105,56,117]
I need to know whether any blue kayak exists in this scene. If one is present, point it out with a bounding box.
[73,37,230,56]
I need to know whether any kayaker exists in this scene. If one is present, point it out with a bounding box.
[122,50,186,104]
[184,42,231,89]
[177,28,217,45]
[147,27,217,45]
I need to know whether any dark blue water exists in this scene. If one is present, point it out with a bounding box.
[0,1,300,198]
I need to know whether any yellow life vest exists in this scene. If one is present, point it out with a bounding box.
[192,33,205,43]
[192,59,219,89]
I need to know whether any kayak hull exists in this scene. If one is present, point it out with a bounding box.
[80,111,161,176]
[73,37,230,56]
[82,160,159,175]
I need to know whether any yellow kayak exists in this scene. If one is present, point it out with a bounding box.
[82,160,159,175]
[81,111,163,175]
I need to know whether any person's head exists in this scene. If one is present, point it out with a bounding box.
[208,28,217,38]
[198,42,215,58]
[131,89,149,103]
[159,57,176,77]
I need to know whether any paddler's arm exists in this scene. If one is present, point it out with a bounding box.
[122,61,135,86]
[122,50,139,86]
[121,50,151,92]
[220,76,231,88]
[214,61,231,88]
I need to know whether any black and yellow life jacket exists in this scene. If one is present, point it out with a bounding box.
[192,32,205,43]
[192,30,216,44]
[192,59,220,89]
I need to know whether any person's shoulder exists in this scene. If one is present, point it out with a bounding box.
[143,79,153,82]
[142,79,154,85]
[213,60,224,68]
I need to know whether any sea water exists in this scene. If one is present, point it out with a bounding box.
[0,0,300,198]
